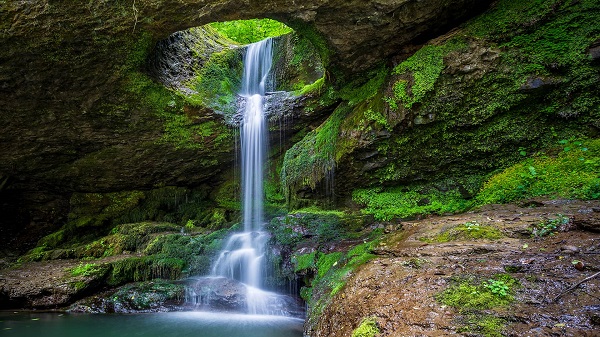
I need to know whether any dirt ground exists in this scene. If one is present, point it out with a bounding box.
[312,200,600,337]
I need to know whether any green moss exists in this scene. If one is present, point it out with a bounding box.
[294,251,317,272]
[353,186,472,221]
[289,21,331,68]
[477,139,600,204]
[69,191,145,228]
[107,255,185,286]
[281,104,349,201]
[389,39,467,109]
[352,317,380,337]
[38,230,65,249]
[184,47,243,118]
[276,33,325,92]
[290,206,346,217]
[109,280,185,310]
[296,77,325,96]
[268,211,361,251]
[123,32,236,150]
[458,314,506,337]
[69,262,103,277]
[426,221,504,242]
[302,241,378,321]
[437,274,518,310]
[71,281,88,292]
[328,0,598,207]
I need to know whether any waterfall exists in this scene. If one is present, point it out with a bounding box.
[213,37,271,286]
[187,39,298,316]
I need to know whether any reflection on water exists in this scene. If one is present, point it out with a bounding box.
[0,311,304,337]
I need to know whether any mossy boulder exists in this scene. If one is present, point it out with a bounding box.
[69,280,185,313]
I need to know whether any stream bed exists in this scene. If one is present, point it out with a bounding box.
[0,311,304,337]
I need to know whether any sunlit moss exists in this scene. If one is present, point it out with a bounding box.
[352,317,380,337]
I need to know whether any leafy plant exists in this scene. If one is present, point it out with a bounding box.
[531,214,569,238]
[484,279,510,297]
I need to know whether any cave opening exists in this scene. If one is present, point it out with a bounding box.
[144,18,325,124]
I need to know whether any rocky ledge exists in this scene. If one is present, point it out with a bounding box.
[310,200,600,336]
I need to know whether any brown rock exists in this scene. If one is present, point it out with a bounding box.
[572,213,600,232]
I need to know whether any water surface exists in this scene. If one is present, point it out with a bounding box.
[0,311,304,337]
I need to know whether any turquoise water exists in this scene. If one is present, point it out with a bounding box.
[0,311,304,337]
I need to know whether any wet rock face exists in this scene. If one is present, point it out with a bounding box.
[186,277,247,312]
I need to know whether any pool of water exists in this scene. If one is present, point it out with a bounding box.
[0,311,304,337]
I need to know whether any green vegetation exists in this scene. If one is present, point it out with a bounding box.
[124,30,237,150]
[477,139,600,204]
[69,263,103,277]
[296,241,378,321]
[109,280,184,310]
[281,105,349,202]
[353,137,599,221]
[423,221,504,243]
[23,220,233,287]
[530,214,570,238]
[106,255,185,285]
[183,46,243,118]
[388,39,467,109]
[353,186,472,221]
[439,274,515,336]
[281,66,392,205]
[352,317,380,337]
[437,274,518,310]
[268,209,365,254]
[458,314,507,337]
[294,251,317,272]
[210,19,293,44]
[296,77,325,96]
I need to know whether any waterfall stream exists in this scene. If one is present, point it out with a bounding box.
[187,39,298,316]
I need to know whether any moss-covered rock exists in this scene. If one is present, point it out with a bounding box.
[282,0,600,212]
[69,280,185,313]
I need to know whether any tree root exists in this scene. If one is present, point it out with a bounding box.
[552,271,600,302]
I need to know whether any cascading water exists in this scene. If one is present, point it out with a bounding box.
[187,39,298,316]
